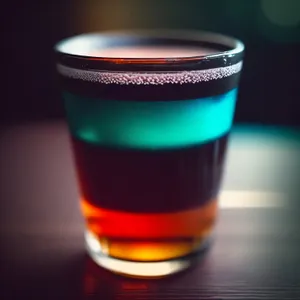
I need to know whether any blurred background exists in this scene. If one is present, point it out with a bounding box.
[1,0,300,127]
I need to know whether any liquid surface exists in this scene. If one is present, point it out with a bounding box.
[90,45,219,58]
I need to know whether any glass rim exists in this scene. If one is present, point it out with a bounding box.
[55,29,244,72]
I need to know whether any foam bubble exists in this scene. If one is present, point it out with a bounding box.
[57,62,242,85]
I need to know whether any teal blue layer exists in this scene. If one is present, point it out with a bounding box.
[64,89,237,149]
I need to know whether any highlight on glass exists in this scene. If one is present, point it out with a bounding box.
[55,30,244,277]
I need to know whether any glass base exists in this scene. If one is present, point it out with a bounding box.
[85,230,211,278]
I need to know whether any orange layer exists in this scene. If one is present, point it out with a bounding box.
[81,198,218,238]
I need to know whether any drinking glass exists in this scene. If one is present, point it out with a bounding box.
[55,30,244,278]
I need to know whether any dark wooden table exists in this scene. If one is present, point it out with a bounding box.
[1,122,300,300]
